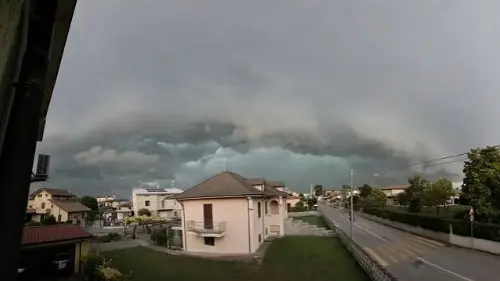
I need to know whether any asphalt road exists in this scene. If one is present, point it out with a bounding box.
[319,204,500,281]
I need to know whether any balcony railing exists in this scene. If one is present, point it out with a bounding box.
[186,221,226,234]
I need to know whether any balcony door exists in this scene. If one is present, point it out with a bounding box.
[203,204,213,229]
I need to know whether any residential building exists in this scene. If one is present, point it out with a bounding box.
[171,172,288,255]
[96,195,115,204]
[101,201,133,225]
[132,188,183,219]
[18,224,92,279]
[380,185,409,205]
[27,188,91,223]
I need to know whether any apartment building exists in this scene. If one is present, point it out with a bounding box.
[132,188,183,219]
[171,172,288,255]
[27,188,90,223]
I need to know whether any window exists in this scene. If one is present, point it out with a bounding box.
[41,203,45,209]
[174,211,178,217]
[145,200,150,206]
[270,201,280,215]
[28,205,32,209]
[45,194,48,197]
[257,202,261,218]
[265,201,268,214]
[265,228,268,235]
[258,234,262,243]
[58,215,62,222]
[37,193,42,197]
[161,200,165,209]
[204,237,215,246]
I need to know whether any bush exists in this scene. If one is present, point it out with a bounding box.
[364,207,500,241]
[289,206,311,212]
[81,251,131,281]
[150,228,168,246]
[41,215,57,225]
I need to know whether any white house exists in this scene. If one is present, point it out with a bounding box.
[132,187,183,219]
[171,172,288,255]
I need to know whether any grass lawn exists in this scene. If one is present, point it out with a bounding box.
[293,215,329,228]
[103,237,370,281]
[384,204,468,218]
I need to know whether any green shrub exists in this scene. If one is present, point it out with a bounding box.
[289,206,308,212]
[364,208,500,241]
[150,228,168,246]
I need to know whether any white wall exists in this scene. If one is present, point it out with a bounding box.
[133,193,181,216]
[182,198,253,254]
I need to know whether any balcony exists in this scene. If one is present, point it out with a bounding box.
[186,221,226,237]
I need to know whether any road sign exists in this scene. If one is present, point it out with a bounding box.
[469,207,474,222]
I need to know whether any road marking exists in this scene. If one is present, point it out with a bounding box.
[412,236,445,247]
[378,243,405,264]
[416,258,475,281]
[404,241,428,254]
[340,215,388,242]
[364,246,389,267]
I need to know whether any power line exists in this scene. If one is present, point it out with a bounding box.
[374,144,500,176]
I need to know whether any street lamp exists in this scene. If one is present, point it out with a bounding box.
[350,170,354,240]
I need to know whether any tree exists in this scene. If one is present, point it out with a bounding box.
[361,188,387,208]
[138,208,151,217]
[462,146,500,221]
[313,185,323,197]
[81,196,99,222]
[81,196,98,211]
[41,215,57,225]
[424,178,455,215]
[396,191,410,205]
[359,184,373,198]
[406,175,431,213]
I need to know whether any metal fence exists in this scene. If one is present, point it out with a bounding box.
[318,207,398,281]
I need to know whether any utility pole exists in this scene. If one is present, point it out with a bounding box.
[350,170,354,240]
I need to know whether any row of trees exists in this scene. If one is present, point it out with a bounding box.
[396,176,456,214]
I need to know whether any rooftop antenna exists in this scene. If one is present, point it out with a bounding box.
[222,158,227,172]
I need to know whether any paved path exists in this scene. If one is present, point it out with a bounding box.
[319,204,500,281]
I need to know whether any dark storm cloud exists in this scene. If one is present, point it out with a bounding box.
[37,0,500,196]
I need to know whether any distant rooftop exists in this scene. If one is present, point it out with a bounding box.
[133,188,183,195]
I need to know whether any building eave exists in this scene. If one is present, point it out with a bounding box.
[38,0,77,141]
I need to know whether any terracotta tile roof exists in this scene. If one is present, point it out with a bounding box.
[21,225,92,246]
[172,172,267,200]
[49,199,91,213]
[29,188,75,198]
[245,178,266,185]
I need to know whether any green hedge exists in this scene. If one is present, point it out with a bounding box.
[364,208,500,241]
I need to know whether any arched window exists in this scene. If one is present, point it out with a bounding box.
[270,200,280,214]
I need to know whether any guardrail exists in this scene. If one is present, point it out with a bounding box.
[318,206,398,281]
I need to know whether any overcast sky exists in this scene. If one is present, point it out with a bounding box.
[35,0,500,197]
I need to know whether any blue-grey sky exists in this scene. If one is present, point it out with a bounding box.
[35,0,500,196]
